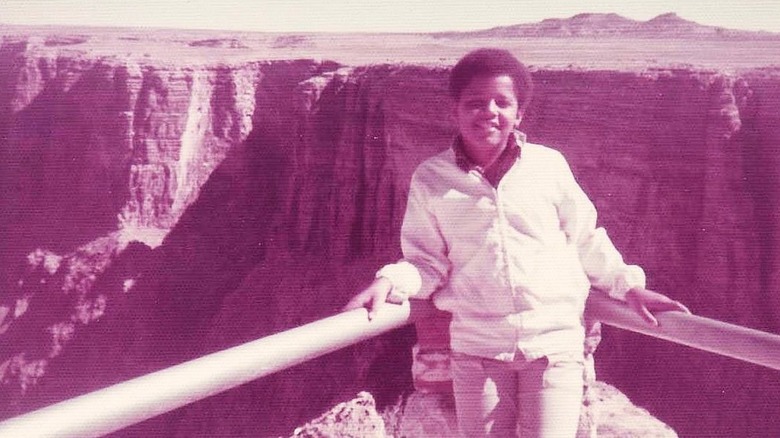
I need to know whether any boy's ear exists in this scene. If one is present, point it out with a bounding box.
[515,109,524,127]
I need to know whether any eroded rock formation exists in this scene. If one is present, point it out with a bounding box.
[1,33,780,437]
[297,383,678,438]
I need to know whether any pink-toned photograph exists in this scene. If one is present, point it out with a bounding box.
[1,1,779,437]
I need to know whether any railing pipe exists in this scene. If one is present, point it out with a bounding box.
[0,302,412,438]
[587,293,780,371]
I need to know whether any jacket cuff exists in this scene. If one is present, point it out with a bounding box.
[609,265,646,301]
[376,261,422,303]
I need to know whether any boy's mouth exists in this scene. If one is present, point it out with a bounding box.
[474,122,500,133]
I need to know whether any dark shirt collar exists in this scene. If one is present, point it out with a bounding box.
[453,131,525,187]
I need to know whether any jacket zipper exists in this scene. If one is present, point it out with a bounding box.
[476,170,522,361]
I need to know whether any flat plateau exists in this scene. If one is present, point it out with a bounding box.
[3,24,780,72]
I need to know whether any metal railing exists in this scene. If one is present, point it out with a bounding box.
[1,294,779,437]
[587,294,780,371]
[0,302,414,438]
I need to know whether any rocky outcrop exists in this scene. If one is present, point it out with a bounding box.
[293,382,678,438]
[1,32,780,438]
[290,392,387,438]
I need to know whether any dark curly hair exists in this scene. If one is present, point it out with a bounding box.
[449,48,533,113]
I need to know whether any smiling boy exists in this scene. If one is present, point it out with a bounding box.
[345,48,688,437]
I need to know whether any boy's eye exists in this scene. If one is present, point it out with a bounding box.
[463,98,516,110]
[465,99,484,109]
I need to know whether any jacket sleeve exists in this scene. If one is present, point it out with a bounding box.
[375,170,450,301]
[555,153,646,301]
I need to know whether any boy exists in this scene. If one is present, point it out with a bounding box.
[344,48,689,437]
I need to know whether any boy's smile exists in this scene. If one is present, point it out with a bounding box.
[454,74,522,168]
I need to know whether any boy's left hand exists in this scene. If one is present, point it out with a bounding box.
[625,287,691,326]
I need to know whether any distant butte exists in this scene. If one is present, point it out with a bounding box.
[433,12,780,40]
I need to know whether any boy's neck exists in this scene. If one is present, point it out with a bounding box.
[466,145,506,169]
[454,133,522,187]
[455,133,521,170]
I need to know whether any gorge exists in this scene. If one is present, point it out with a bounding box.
[1,16,780,437]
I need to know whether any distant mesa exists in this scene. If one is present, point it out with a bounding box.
[433,12,780,40]
[43,35,90,46]
[188,38,249,49]
[271,35,312,49]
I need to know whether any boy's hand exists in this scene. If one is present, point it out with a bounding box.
[625,287,691,326]
[342,277,393,320]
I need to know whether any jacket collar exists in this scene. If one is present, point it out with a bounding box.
[453,131,525,187]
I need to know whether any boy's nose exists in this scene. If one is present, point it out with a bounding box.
[480,100,499,114]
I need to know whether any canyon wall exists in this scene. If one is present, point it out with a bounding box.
[1,37,779,437]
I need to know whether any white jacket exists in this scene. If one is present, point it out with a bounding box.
[378,137,646,361]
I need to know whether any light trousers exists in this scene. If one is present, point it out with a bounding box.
[451,351,585,438]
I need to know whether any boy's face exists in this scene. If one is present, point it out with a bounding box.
[454,74,522,164]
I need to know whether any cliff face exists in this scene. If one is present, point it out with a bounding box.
[1,35,780,437]
[0,39,262,242]
[524,69,780,437]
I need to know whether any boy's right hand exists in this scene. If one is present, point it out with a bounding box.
[342,277,393,320]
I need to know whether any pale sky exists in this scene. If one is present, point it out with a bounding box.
[2,0,779,34]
